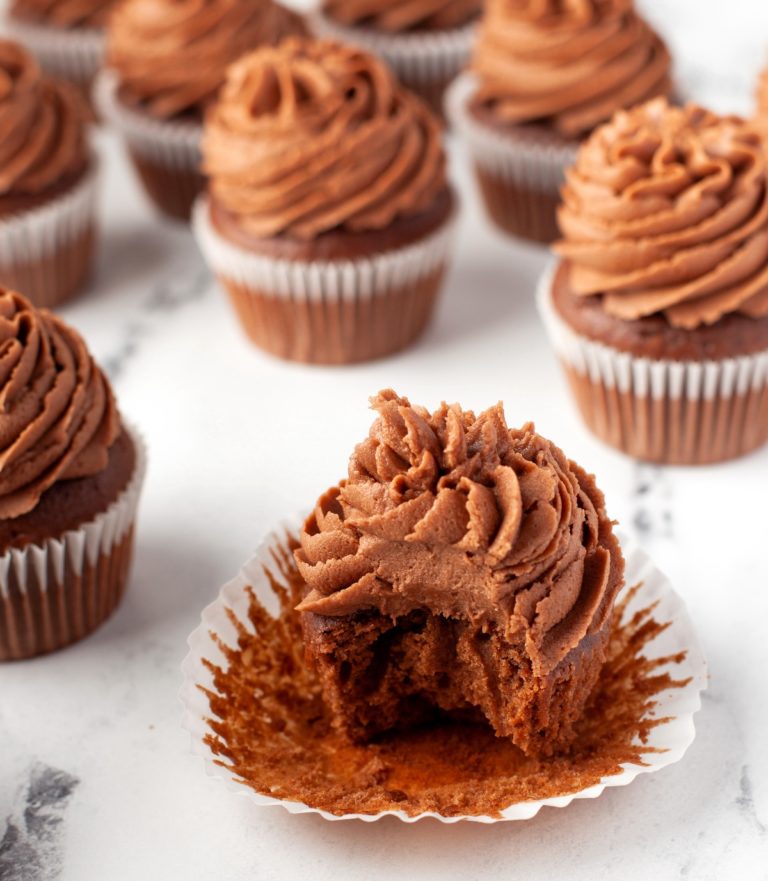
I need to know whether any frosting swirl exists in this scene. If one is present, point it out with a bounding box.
[203,38,447,240]
[471,0,671,139]
[296,390,622,677]
[9,0,114,29]
[107,0,307,119]
[555,98,768,329]
[0,290,120,520]
[322,0,481,32]
[0,40,87,202]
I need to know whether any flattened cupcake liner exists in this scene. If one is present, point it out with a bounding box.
[0,160,98,309]
[537,265,768,464]
[192,196,456,364]
[180,517,706,824]
[94,70,203,220]
[0,425,147,662]
[446,73,578,243]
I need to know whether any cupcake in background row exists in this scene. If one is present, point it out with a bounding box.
[0,289,146,661]
[0,40,98,308]
[538,98,768,465]
[94,0,306,221]
[447,0,672,244]
[310,0,481,119]
[194,38,457,365]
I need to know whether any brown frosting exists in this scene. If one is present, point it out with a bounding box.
[470,0,671,139]
[555,98,768,329]
[0,289,120,521]
[106,0,307,120]
[0,40,87,207]
[9,0,114,29]
[296,390,622,679]
[322,0,481,32]
[203,38,447,241]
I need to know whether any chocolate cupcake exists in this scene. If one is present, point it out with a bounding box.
[194,38,457,365]
[310,0,481,119]
[295,390,624,756]
[0,289,146,661]
[447,0,671,244]
[0,40,98,308]
[538,98,768,465]
[94,0,306,221]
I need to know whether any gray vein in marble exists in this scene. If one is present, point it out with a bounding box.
[631,464,674,542]
[736,765,767,836]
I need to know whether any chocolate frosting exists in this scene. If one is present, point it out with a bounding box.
[203,38,447,240]
[0,40,87,203]
[322,0,480,32]
[471,0,671,139]
[107,0,306,119]
[9,0,113,29]
[0,289,120,520]
[296,390,622,677]
[555,98,768,329]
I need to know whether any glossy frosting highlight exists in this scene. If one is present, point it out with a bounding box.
[322,0,480,32]
[9,0,114,29]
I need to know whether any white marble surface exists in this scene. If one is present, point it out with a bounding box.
[1,1,768,878]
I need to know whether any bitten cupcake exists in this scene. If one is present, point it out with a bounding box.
[0,289,146,661]
[95,0,306,221]
[194,38,457,365]
[0,40,98,308]
[538,98,768,465]
[447,0,672,244]
[310,0,481,119]
[296,390,624,755]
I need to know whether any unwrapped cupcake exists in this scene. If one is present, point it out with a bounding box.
[0,288,146,661]
[194,38,457,365]
[310,0,481,119]
[0,40,98,308]
[95,0,306,221]
[447,0,672,244]
[539,98,768,465]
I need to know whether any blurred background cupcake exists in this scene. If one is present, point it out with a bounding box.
[0,288,146,661]
[0,40,98,308]
[94,0,306,221]
[194,37,457,365]
[538,98,768,465]
[448,0,672,244]
[310,0,481,119]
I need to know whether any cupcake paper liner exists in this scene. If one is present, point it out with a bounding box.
[537,264,768,464]
[0,425,147,661]
[180,516,706,824]
[0,160,99,309]
[192,196,456,364]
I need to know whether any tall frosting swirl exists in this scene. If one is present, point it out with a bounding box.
[471,0,671,139]
[296,390,622,677]
[203,38,447,240]
[9,0,114,29]
[0,40,87,202]
[322,0,481,32]
[555,99,768,329]
[106,0,307,119]
[0,290,120,520]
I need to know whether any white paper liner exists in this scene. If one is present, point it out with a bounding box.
[446,72,579,193]
[4,16,105,84]
[180,516,707,824]
[192,195,457,301]
[93,70,202,171]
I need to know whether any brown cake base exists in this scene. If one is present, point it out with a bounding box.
[475,167,561,244]
[129,150,204,222]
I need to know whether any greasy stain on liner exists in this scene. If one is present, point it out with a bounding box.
[201,536,690,819]
[0,764,79,881]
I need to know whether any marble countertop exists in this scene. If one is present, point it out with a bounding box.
[1,1,767,878]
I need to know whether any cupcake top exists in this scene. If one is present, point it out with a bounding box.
[321,0,481,33]
[471,0,671,139]
[296,390,622,677]
[0,289,120,520]
[106,0,306,120]
[9,0,114,29]
[0,40,88,208]
[203,38,447,240]
[555,98,768,330]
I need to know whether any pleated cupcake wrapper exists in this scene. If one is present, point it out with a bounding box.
[537,264,768,463]
[4,16,105,84]
[0,425,147,661]
[180,516,706,823]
